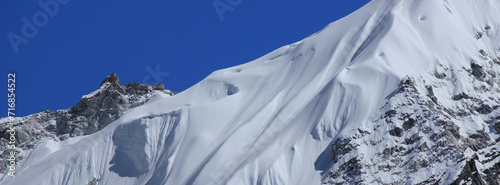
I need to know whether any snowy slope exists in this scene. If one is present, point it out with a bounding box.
[2,0,500,184]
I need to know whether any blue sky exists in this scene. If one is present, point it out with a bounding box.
[1,0,370,117]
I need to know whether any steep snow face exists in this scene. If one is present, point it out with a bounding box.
[2,0,500,184]
[0,81,173,176]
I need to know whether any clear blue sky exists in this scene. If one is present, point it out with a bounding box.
[1,0,370,117]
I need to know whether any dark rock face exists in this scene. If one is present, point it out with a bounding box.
[466,131,490,151]
[384,110,397,118]
[154,83,165,90]
[125,82,153,95]
[323,68,500,184]
[453,92,471,100]
[494,121,500,133]
[57,82,149,137]
[326,158,364,184]
[476,104,493,114]
[0,74,176,174]
[331,138,356,164]
[434,71,446,79]
[402,118,416,130]
[404,133,420,145]
[471,63,486,80]
[389,127,404,137]
[382,146,402,159]
[479,49,487,57]
[483,162,500,185]
[397,77,416,93]
[100,73,119,86]
[425,85,438,104]
[452,155,485,185]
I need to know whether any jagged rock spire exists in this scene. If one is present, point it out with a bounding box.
[100,73,119,86]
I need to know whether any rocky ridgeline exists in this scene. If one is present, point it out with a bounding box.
[0,73,176,174]
[323,49,500,184]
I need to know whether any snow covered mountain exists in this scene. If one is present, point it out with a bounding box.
[0,74,175,175]
[2,0,500,184]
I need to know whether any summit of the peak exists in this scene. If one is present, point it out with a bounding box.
[100,73,120,86]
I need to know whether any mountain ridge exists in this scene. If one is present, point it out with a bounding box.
[2,0,500,184]
[0,74,175,175]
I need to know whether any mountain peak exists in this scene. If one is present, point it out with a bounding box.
[2,0,500,184]
[0,78,175,175]
[100,73,119,86]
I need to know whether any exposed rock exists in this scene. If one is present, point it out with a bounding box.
[425,85,438,104]
[493,122,500,133]
[476,104,493,114]
[476,31,483,39]
[331,138,355,163]
[466,131,490,151]
[452,92,471,100]
[0,73,176,174]
[327,158,364,184]
[479,49,487,57]
[397,77,416,93]
[100,73,119,86]
[70,128,84,137]
[384,110,397,118]
[389,127,404,137]
[324,70,500,184]
[155,83,165,90]
[87,177,99,185]
[60,82,151,137]
[483,162,500,185]
[434,71,446,79]
[451,155,485,185]
[125,82,153,95]
[435,120,461,140]
[418,142,428,151]
[471,63,486,80]
[409,158,429,172]
[403,118,416,130]
[404,134,420,145]
[382,146,402,159]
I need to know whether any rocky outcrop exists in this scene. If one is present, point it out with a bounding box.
[100,73,119,86]
[0,73,176,174]
[451,155,485,185]
[323,50,500,184]
[154,83,165,90]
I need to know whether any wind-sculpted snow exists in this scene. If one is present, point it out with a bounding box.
[2,0,500,184]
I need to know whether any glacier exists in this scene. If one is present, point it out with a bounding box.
[2,0,500,184]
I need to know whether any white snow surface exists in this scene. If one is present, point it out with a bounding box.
[3,0,500,184]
